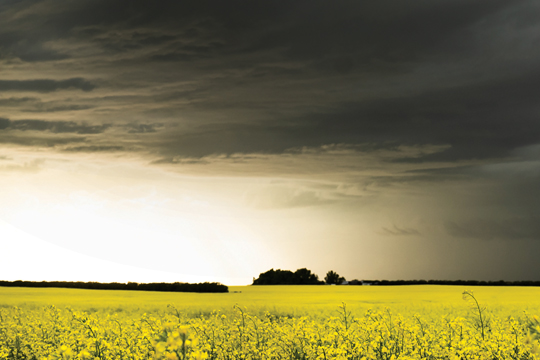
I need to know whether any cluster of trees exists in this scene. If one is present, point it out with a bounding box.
[252,268,346,285]
[252,268,323,285]
[0,280,228,293]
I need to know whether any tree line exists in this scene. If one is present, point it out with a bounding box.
[359,279,540,286]
[0,280,228,293]
[252,268,540,286]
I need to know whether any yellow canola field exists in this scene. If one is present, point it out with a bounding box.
[1,285,540,359]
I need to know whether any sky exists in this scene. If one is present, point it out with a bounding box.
[1,0,540,285]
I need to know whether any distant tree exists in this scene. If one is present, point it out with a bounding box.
[293,268,324,284]
[325,270,345,285]
[252,269,294,285]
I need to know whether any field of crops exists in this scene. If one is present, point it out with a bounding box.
[2,285,540,359]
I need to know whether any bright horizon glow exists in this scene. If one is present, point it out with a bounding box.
[2,154,540,284]
[0,158,285,286]
[0,219,251,285]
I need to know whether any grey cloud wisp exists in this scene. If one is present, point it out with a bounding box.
[0,78,95,93]
[0,118,109,134]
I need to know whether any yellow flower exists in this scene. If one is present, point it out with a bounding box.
[192,350,208,360]
[79,350,92,359]
[156,342,167,353]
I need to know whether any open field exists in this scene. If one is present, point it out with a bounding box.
[2,285,540,359]
[2,285,540,318]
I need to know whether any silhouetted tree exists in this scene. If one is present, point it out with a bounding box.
[325,270,345,285]
[252,268,324,285]
[293,268,322,284]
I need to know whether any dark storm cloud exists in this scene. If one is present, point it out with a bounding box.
[297,69,540,162]
[0,118,110,134]
[150,60,540,158]
[121,0,513,69]
[2,0,525,71]
[107,0,538,160]
[0,78,95,93]
[1,0,539,162]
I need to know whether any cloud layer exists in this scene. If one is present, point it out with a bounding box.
[2,0,539,161]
